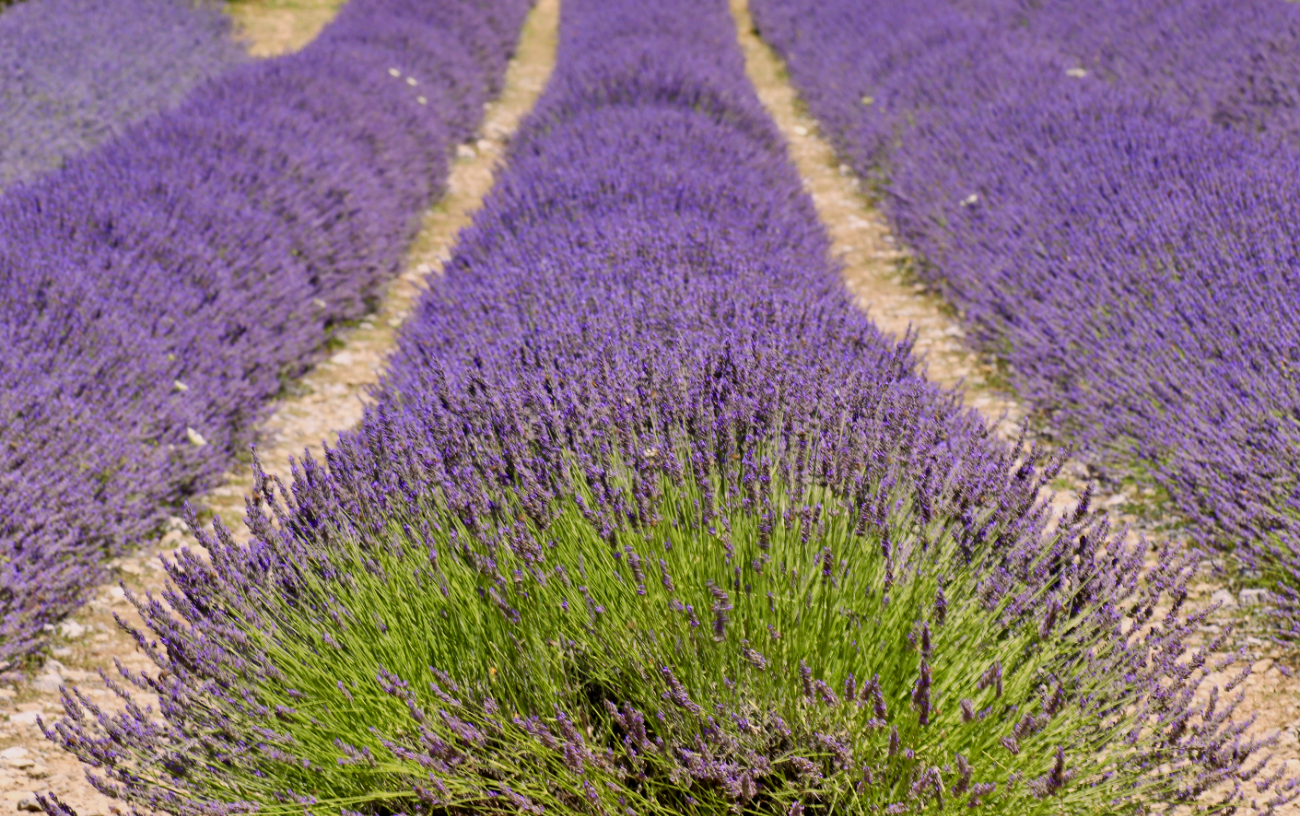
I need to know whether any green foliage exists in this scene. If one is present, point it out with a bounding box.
[106,448,1220,815]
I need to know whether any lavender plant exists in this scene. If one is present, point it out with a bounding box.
[0,0,246,191]
[47,447,1244,814]
[0,0,532,662]
[43,0,1283,812]
[749,0,1300,633]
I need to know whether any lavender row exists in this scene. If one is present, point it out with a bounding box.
[751,0,1300,610]
[0,0,247,191]
[41,0,1274,813]
[0,0,533,662]
[957,0,1300,145]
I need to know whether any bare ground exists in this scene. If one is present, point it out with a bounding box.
[226,0,346,58]
[0,0,558,810]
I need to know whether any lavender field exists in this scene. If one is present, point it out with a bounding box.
[0,0,247,190]
[2,0,1299,812]
[752,0,1300,634]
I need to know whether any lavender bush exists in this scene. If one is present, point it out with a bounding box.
[750,0,1300,631]
[42,0,1285,812]
[0,0,247,191]
[0,0,532,662]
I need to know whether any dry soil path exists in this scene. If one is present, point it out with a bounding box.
[227,0,346,57]
[0,1,558,811]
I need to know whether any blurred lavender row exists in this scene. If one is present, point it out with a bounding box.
[41,0,1266,811]
[0,0,533,662]
[751,0,1300,621]
[960,0,1300,143]
[0,0,247,191]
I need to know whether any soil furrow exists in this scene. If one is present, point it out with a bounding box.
[228,0,347,58]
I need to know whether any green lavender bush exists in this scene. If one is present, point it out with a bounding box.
[50,443,1251,815]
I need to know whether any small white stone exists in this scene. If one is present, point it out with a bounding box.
[793,125,809,136]
[1211,588,1238,609]
[50,648,71,659]
[185,427,208,447]
[1240,588,1270,606]
[1,748,29,760]
[172,380,189,392]
[8,712,39,727]
[17,797,42,812]
[457,144,477,160]
[58,621,85,640]
[30,674,62,694]
[4,756,33,769]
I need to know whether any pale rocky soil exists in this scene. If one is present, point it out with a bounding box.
[226,0,346,58]
[0,0,558,811]
[730,0,1300,810]
[1,0,1294,812]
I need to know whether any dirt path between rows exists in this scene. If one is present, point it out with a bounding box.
[0,1,558,812]
[227,0,346,58]
[729,0,1300,810]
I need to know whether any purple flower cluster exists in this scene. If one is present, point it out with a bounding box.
[751,0,1300,609]
[42,0,1276,812]
[0,0,532,662]
[0,0,247,191]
